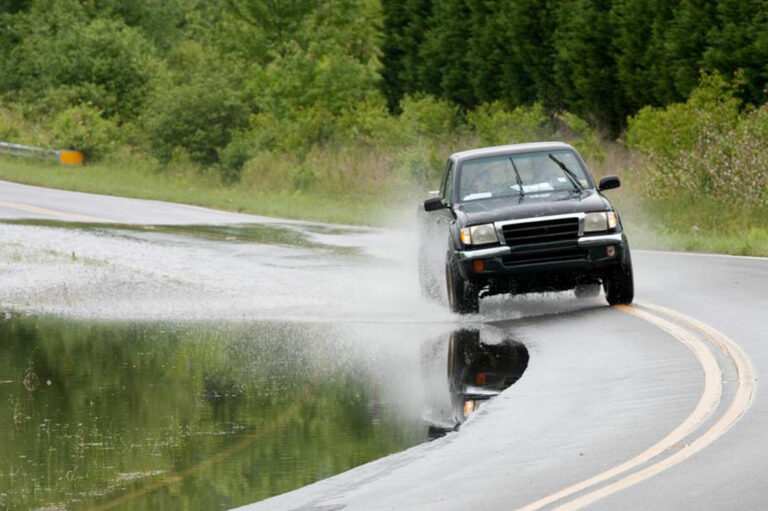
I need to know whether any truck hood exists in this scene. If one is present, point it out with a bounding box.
[456,189,611,226]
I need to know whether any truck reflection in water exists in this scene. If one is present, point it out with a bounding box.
[429,329,529,438]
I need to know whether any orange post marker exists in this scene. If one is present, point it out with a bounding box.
[57,150,83,166]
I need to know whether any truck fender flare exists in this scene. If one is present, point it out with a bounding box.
[448,221,462,251]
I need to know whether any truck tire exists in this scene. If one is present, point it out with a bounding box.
[604,249,634,305]
[446,257,479,314]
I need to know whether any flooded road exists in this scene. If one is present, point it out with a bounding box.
[0,315,529,511]
[2,181,766,511]
[0,316,413,510]
[0,219,435,322]
[0,212,532,510]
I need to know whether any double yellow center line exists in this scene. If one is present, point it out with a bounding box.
[515,301,755,511]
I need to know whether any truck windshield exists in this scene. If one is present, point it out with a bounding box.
[458,150,592,202]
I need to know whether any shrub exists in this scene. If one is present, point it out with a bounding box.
[391,145,440,183]
[49,105,118,161]
[333,94,402,147]
[7,15,159,119]
[0,106,22,141]
[694,104,768,206]
[291,165,318,191]
[627,73,741,161]
[399,94,461,139]
[250,43,379,119]
[467,102,548,146]
[626,72,768,206]
[239,151,298,192]
[218,134,254,183]
[249,106,336,156]
[556,111,605,163]
[143,79,248,165]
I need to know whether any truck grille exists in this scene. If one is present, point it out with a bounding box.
[502,245,588,266]
[501,217,579,246]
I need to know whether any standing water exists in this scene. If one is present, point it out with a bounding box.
[0,219,529,510]
[0,315,434,510]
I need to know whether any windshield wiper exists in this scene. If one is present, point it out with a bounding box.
[548,153,583,192]
[509,157,525,197]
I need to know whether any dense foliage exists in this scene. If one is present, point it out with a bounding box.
[0,315,424,510]
[0,0,384,175]
[0,0,766,208]
[382,0,768,133]
[627,73,768,207]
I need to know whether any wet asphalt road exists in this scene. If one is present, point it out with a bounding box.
[0,179,765,510]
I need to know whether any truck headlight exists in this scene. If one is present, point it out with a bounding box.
[584,211,618,233]
[460,224,498,245]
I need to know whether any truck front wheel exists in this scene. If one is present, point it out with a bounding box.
[603,249,634,305]
[446,257,479,314]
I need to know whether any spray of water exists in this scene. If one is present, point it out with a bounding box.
[0,220,454,322]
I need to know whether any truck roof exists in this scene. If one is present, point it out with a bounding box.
[450,142,576,164]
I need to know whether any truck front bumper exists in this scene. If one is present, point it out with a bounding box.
[456,233,624,262]
[455,232,629,295]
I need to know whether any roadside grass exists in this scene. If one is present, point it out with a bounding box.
[1,153,766,257]
[607,173,768,257]
[628,195,768,257]
[0,155,391,225]
[585,143,768,257]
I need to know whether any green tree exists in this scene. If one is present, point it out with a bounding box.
[419,0,475,108]
[99,0,194,52]
[496,0,559,109]
[380,0,434,111]
[553,0,622,132]
[704,0,768,105]
[664,0,718,100]
[612,0,679,112]
[465,0,508,104]
[3,3,158,119]
[0,0,28,14]
[241,0,382,153]
[626,73,743,196]
[142,78,248,165]
[216,0,320,64]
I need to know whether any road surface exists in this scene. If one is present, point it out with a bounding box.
[0,179,763,510]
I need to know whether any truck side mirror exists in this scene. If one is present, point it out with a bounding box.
[424,197,447,211]
[598,176,621,191]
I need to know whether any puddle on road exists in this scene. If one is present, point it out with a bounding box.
[0,220,431,321]
[0,220,360,255]
[0,315,528,511]
[0,218,532,509]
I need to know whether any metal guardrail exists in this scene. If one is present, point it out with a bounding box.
[0,141,83,166]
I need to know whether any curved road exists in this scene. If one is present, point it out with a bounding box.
[0,180,764,510]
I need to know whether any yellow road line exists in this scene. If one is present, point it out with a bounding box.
[515,303,723,511]
[0,198,108,223]
[550,303,755,510]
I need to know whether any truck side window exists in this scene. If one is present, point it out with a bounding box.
[442,161,454,205]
